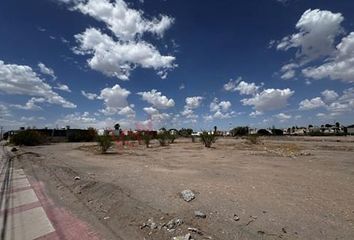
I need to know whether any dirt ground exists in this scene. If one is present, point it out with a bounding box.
[15,136,354,240]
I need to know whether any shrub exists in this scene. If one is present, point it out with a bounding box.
[246,134,260,144]
[257,129,271,136]
[168,133,177,143]
[200,131,217,148]
[157,132,169,146]
[10,130,46,146]
[142,134,152,148]
[96,135,113,153]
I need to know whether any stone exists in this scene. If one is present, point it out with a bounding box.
[11,147,18,152]
[194,210,206,218]
[188,227,202,234]
[233,214,240,221]
[173,233,191,240]
[181,190,195,202]
[146,218,157,230]
[166,218,183,230]
[74,176,80,180]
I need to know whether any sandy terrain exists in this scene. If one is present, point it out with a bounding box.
[15,136,354,240]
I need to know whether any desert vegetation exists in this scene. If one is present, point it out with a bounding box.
[10,130,46,146]
[96,135,113,153]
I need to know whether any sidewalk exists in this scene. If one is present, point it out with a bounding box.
[0,146,101,240]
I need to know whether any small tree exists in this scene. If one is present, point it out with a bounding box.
[142,133,152,148]
[96,135,113,154]
[200,131,217,148]
[157,132,169,146]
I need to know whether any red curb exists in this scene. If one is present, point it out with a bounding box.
[26,174,101,240]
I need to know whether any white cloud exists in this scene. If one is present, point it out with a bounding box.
[55,83,71,92]
[241,88,294,112]
[137,89,175,109]
[38,62,56,79]
[98,84,132,115]
[81,90,98,100]
[12,97,46,110]
[280,63,298,80]
[0,104,11,118]
[185,96,203,109]
[117,106,135,118]
[74,28,176,80]
[321,90,338,102]
[74,0,174,41]
[205,98,234,120]
[249,111,263,117]
[302,32,354,83]
[224,78,260,95]
[277,9,344,62]
[275,113,292,122]
[143,107,159,115]
[0,60,76,109]
[299,97,326,110]
[179,83,185,90]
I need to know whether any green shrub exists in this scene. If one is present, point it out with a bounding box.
[168,133,177,143]
[96,135,113,153]
[142,134,151,148]
[230,127,249,136]
[157,132,169,146]
[10,130,46,146]
[200,131,217,148]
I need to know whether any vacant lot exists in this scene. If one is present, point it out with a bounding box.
[17,136,354,240]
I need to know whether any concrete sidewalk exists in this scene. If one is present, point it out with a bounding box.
[0,146,101,240]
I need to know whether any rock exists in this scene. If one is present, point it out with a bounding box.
[173,233,191,240]
[194,210,206,218]
[74,176,81,180]
[188,227,202,234]
[233,214,240,221]
[11,147,18,152]
[146,218,157,230]
[166,218,183,230]
[181,189,195,202]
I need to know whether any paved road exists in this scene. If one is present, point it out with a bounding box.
[0,145,101,240]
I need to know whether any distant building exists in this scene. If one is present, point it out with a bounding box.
[347,124,354,135]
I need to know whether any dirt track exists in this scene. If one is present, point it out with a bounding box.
[15,137,354,240]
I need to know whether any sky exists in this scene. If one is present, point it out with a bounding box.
[1,0,354,131]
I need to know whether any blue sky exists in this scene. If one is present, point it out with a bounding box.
[1,0,354,131]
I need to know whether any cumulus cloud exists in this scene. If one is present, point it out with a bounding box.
[299,97,326,110]
[137,89,175,109]
[205,98,234,120]
[302,33,354,83]
[275,113,292,122]
[74,0,174,40]
[38,62,56,79]
[241,88,294,112]
[180,96,203,120]
[67,0,176,80]
[299,88,354,116]
[98,84,133,116]
[277,9,344,62]
[224,78,260,95]
[321,90,339,102]
[277,9,354,83]
[74,28,176,80]
[0,60,76,109]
